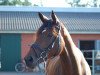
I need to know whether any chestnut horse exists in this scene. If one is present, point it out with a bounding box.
[24,11,91,75]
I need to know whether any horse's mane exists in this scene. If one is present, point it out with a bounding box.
[37,20,53,34]
[46,47,73,75]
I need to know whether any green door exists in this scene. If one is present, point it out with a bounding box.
[1,34,21,71]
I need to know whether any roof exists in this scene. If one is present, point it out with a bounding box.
[1,6,100,13]
[0,7,100,34]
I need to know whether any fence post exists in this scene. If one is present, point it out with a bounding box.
[92,50,95,75]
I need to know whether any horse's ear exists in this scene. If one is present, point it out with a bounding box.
[51,11,59,24]
[38,12,49,23]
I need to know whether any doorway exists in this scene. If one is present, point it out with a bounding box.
[79,40,95,70]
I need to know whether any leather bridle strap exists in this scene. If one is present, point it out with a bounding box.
[31,23,61,64]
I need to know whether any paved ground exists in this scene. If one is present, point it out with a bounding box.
[0,72,44,75]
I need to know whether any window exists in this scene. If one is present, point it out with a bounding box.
[79,40,95,70]
[79,40,95,50]
[79,40,100,72]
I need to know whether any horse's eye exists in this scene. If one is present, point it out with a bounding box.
[28,56,33,62]
[47,34,52,38]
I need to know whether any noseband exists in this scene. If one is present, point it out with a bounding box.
[31,21,61,64]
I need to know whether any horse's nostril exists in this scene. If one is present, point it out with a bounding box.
[24,58,27,63]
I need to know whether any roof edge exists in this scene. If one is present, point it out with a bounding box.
[0,31,100,34]
[0,31,36,34]
[0,6,100,12]
[70,31,100,34]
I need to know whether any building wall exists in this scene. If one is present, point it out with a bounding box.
[0,33,99,71]
[21,33,36,59]
[71,34,100,47]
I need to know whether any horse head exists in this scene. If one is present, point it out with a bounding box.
[24,11,65,69]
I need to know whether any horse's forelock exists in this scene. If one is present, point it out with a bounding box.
[37,20,53,34]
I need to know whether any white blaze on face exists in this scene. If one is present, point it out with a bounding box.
[42,29,47,33]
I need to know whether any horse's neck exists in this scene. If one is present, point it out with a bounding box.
[60,47,73,75]
[60,25,80,75]
[61,25,75,52]
[46,47,73,75]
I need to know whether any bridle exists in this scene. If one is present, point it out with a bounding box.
[31,21,61,65]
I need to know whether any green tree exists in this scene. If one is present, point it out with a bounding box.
[11,0,23,5]
[22,0,32,6]
[0,0,10,5]
[0,0,32,6]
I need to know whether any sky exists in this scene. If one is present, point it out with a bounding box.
[30,0,68,7]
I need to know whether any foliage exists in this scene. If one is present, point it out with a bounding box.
[0,0,32,6]
[66,0,100,7]
[0,0,100,7]
[22,0,31,6]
